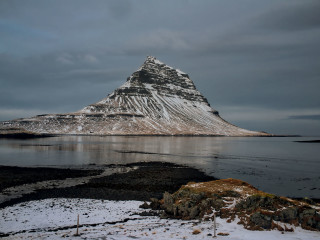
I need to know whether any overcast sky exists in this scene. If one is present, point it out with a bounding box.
[1,0,320,136]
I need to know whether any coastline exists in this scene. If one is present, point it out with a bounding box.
[0,162,216,209]
[1,162,319,209]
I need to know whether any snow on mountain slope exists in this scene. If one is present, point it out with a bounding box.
[0,56,269,136]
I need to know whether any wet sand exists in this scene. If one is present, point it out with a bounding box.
[0,162,216,208]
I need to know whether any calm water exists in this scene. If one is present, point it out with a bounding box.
[0,136,319,198]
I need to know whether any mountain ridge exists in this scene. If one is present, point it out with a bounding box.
[0,56,270,136]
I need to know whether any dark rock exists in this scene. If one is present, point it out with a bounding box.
[299,208,316,219]
[278,207,298,223]
[212,198,225,210]
[301,197,315,205]
[200,198,213,210]
[250,212,272,229]
[139,202,149,209]
[190,193,206,202]
[174,188,191,199]
[189,206,200,219]
[236,195,283,212]
[163,192,176,215]
[299,208,320,230]
[149,198,161,210]
[163,192,174,206]
[138,211,159,217]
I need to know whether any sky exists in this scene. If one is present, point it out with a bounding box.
[0,0,320,136]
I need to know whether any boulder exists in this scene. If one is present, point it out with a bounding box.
[250,212,272,229]
[277,207,298,223]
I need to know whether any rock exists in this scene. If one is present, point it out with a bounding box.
[174,188,189,199]
[139,202,149,209]
[200,198,213,210]
[236,194,284,212]
[189,206,200,219]
[163,192,176,215]
[236,195,259,210]
[157,179,319,231]
[278,208,298,223]
[250,212,272,229]
[163,192,174,206]
[212,198,225,210]
[300,208,316,219]
[301,197,315,205]
[299,208,320,230]
[149,198,161,210]
[190,193,205,202]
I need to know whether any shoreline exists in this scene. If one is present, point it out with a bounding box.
[1,162,319,210]
[0,162,216,209]
[0,130,299,138]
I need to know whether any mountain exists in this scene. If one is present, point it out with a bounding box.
[0,56,269,136]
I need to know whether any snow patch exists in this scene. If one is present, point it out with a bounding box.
[0,199,318,239]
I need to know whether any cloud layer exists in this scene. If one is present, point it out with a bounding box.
[1,0,319,135]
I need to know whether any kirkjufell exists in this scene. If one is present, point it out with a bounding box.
[0,56,269,136]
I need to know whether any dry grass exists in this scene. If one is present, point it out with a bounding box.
[192,229,201,235]
[218,232,230,236]
[183,178,265,197]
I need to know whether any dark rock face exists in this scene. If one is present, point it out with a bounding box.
[1,56,269,136]
[126,57,206,103]
[250,212,272,229]
[299,208,320,230]
[277,208,298,223]
[236,195,290,212]
[159,189,225,220]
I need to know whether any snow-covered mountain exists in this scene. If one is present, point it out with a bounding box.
[1,56,269,136]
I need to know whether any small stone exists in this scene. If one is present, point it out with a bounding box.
[139,202,149,209]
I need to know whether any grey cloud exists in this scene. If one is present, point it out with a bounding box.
[256,1,320,31]
[0,52,124,115]
[1,0,320,135]
[105,0,132,20]
[288,115,320,121]
[124,29,190,56]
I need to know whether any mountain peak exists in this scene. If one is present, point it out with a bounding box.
[145,55,158,63]
[1,57,269,136]
[122,57,203,103]
[140,56,187,74]
[139,56,170,72]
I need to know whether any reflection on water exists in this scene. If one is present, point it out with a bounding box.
[0,136,320,198]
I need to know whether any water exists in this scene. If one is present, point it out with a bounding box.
[0,136,319,198]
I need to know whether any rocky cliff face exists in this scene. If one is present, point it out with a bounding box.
[0,56,269,136]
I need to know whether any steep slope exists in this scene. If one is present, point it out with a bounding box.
[1,56,269,136]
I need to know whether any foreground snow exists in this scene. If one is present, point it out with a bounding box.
[0,199,319,239]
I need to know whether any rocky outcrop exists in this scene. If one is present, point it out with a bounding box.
[1,56,269,136]
[142,179,320,232]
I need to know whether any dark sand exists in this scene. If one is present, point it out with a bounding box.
[294,140,320,143]
[0,162,216,208]
[0,166,102,192]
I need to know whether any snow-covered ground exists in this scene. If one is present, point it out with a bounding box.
[0,198,319,239]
